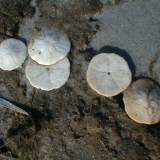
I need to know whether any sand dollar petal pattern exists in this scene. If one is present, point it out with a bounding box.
[28,30,71,65]
[86,53,132,97]
[25,57,70,91]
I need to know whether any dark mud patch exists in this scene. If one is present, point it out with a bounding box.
[0,0,34,36]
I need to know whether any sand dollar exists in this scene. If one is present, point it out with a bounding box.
[123,79,160,124]
[25,58,70,91]
[0,38,27,71]
[86,53,132,97]
[28,30,71,65]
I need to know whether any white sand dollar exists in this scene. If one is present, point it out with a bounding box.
[123,79,160,124]
[25,58,70,91]
[0,38,27,71]
[28,30,71,65]
[86,53,132,97]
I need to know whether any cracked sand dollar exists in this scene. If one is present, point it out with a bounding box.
[86,53,132,97]
[123,79,160,124]
[28,30,71,65]
[25,58,70,91]
[0,38,27,71]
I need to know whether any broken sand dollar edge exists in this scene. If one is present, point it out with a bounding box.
[28,30,71,65]
[0,97,29,115]
[123,79,160,124]
[25,57,70,91]
[86,53,132,97]
[0,38,27,71]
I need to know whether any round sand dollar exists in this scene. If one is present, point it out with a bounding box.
[28,30,71,65]
[25,58,70,91]
[0,38,27,71]
[123,79,160,124]
[86,53,132,97]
